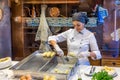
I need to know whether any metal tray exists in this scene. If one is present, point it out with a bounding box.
[10,70,66,80]
[49,63,74,74]
[41,56,78,79]
[10,50,55,72]
[10,50,78,80]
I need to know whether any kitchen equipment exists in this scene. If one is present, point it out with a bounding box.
[52,47,66,64]
[84,66,96,76]
[11,70,66,80]
[89,66,95,74]
[10,50,55,71]
[65,56,70,62]
[10,50,77,80]
[60,55,66,64]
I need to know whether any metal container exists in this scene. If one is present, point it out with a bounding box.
[10,50,55,71]
[10,50,78,80]
[11,70,67,80]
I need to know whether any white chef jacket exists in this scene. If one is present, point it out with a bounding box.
[48,28,102,65]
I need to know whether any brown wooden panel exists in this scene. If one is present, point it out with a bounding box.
[23,0,80,4]
[89,57,101,66]
[11,0,24,59]
[102,59,120,67]
[102,51,120,67]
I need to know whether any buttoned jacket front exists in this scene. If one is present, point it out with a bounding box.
[48,28,102,65]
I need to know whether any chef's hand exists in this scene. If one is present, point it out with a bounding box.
[54,44,64,56]
[78,51,90,58]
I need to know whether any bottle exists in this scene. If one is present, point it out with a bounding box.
[31,5,36,18]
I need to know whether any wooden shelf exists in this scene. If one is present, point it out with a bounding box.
[26,46,39,49]
[23,0,80,4]
[25,32,36,34]
[101,55,120,67]
[24,27,38,29]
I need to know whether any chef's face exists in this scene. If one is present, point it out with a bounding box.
[72,21,84,32]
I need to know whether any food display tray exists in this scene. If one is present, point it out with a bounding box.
[10,50,78,80]
[10,50,55,71]
[10,70,66,80]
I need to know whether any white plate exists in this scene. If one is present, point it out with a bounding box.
[0,57,12,69]
[107,70,118,77]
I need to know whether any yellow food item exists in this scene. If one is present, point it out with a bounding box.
[103,66,114,72]
[69,65,73,69]
[43,75,49,80]
[42,51,55,58]
[43,75,56,80]
[54,69,60,73]
[42,52,48,57]
[26,74,32,80]
[50,52,55,57]
[48,75,56,80]
[68,52,76,57]
[65,70,69,74]
[46,52,51,57]
[0,57,10,62]
[54,69,70,74]
[20,74,32,80]
[20,76,26,80]
[21,79,27,80]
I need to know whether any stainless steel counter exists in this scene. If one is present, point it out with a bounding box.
[10,50,78,80]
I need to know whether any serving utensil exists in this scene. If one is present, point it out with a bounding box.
[60,55,66,64]
[89,66,95,74]
[84,66,96,76]
[64,56,69,62]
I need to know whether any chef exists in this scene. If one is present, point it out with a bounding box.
[48,12,102,65]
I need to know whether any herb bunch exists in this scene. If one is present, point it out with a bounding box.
[92,70,113,80]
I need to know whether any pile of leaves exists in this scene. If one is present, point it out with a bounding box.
[92,70,113,80]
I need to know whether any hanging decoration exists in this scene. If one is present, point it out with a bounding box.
[93,4,108,25]
[35,5,52,51]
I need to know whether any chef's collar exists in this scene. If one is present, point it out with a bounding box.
[74,28,86,35]
[80,28,86,34]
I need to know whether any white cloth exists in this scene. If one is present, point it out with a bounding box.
[35,5,52,51]
[48,28,102,64]
[111,28,120,41]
